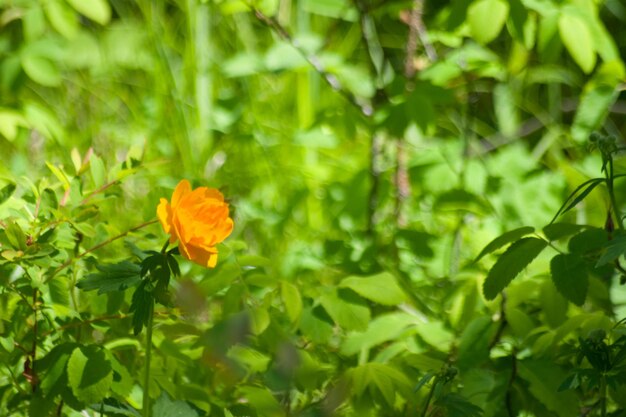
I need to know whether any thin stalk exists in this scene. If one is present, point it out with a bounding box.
[420,380,436,417]
[142,297,155,417]
[607,158,624,230]
[48,219,159,282]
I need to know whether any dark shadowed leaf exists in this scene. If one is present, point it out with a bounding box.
[77,261,142,294]
[483,238,548,300]
[550,254,588,306]
[475,226,535,262]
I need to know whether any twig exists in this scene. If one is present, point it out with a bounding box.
[250,7,373,116]
[395,139,410,228]
[368,134,382,233]
[488,292,508,350]
[47,219,159,282]
[80,180,120,206]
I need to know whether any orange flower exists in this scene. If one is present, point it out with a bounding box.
[157,180,234,268]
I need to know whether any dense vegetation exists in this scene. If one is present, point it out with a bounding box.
[2,0,626,416]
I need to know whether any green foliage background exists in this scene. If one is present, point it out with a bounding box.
[2,0,626,416]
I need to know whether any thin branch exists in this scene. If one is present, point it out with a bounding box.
[368,134,382,233]
[250,7,373,116]
[395,139,410,228]
[488,292,508,350]
[47,219,159,282]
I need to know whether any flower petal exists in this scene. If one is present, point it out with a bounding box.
[157,198,172,235]
[171,179,192,208]
[184,243,219,268]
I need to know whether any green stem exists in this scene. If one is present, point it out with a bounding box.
[420,380,436,417]
[161,239,170,254]
[607,158,624,230]
[142,298,155,417]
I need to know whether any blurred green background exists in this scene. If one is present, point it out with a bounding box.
[2,0,626,416]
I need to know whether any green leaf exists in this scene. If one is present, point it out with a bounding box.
[227,345,271,374]
[299,305,334,344]
[543,223,585,241]
[494,83,519,137]
[320,290,370,331]
[483,237,548,300]
[5,221,27,251]
[66,0,111,25]
[109,355,133,398]
[45,0,79,39]
[467,0,509,44]
[238,386,284,417]
[129,281,153,335]
[568,228,608,254]
[340,312,416,356]
[0,183,16,205]
[67,345,113,405]
[558,12,595,73]
[77,261,142,294]
[456,316,496,370]
[434,393,483,417]
[21,53,62,87]
[540,280,568,328]
[349,363,411,407]
[572,84,619,143]
[596,235,626,267]
[517,360,579,416]
[281,281,302,323]
[0,110,28,141]
[550,178,604,223]
[550,254,588,306]
[36,343,77,396]
[475,226,535,262]
[153,392,200,417]
[338,272,406,305]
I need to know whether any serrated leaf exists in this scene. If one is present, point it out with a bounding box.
[550,254,588,306]
[153,392,200,417]
[67,345,113,405]
[77,261,142,294]
[475,226,535,262]
[483,237,548,300]
[281,281,302,323]
[568,228,608,254]
[109,355,133,398]
[543,223,585,241]
[596,235,626,267]
[129,281,153,335]
[559,12,595,73]
[36,343,77,396]
[338,272,406,305]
